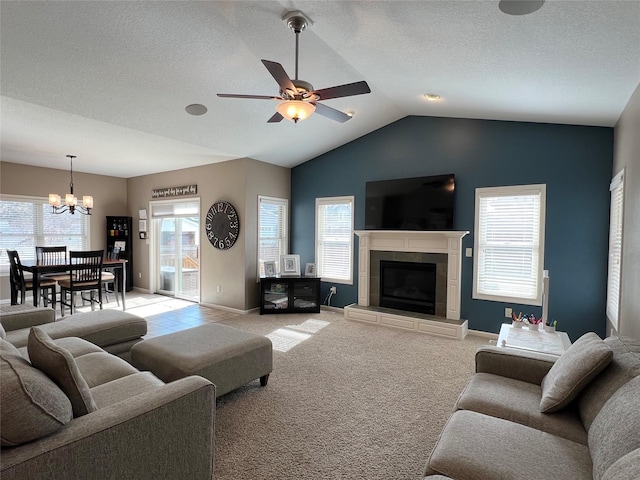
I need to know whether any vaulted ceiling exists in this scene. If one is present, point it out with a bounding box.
[1,1,639,178]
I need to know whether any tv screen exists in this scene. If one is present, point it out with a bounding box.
[365,174,455,231]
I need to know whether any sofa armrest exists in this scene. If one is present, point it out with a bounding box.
[475,345,558,385]
[0,307,55,332]
[1,376,215,480]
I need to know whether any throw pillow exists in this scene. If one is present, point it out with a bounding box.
[1,339,72,446]
[540,332,613,413]
[28,327,98,417]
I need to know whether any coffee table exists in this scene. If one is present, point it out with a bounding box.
[497,323,571,356]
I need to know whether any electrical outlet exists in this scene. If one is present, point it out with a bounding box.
[216,285,221,293]
[505,307,512,318]
[138,272,142,279]
[330,286,337,294]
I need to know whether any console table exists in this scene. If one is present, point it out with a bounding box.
[259,276,321,314]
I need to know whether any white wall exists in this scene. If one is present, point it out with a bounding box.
[612,82,640,339]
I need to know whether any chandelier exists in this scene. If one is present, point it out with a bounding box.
[48,155,93,215]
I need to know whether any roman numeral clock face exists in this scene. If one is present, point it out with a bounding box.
[205,201,239,250]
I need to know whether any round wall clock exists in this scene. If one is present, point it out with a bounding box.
[205,200,240,250]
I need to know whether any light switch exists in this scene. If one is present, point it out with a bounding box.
[465,247,473,257]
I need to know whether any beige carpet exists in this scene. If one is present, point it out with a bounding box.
[214,310,488,480]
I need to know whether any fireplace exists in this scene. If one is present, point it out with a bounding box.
[380,260,436,314]
[345,230,469,340]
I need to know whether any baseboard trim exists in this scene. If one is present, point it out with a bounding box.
[467,329,498,340]
[321,305,343,313]
[199,302,257,315]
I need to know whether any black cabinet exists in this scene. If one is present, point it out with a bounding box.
[106,216,133,291]
[260,277,321,314]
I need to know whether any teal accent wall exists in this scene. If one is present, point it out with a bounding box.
[291,116,613,341]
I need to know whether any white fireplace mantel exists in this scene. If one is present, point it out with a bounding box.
[354,230,469,320]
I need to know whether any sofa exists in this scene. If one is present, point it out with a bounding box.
[424,333,640,480]
[0,305,147,359]
[1,309,216,480]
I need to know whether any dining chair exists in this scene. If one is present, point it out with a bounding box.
[35,246,70,282]
[6,249,57,308]
[102,246,120,305]
[58,250,105,316]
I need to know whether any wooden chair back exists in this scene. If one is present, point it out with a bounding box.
[6,249,26,290]
[68,250,104,289]
[36,246,67,264]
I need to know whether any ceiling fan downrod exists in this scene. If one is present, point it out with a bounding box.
[284,12,310,83]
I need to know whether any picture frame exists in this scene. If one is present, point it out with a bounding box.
[139,232,147,240]
[264,261,276,277]
[304,262,316,277]
[114,240,127,251]
[280,254,300,276]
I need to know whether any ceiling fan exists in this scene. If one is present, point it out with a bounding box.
[217,11,371,124]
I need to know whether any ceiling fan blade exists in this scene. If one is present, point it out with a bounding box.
[217,94,281,100]
[261,59,297,95]
[312,102,352,123]
[267,112,284,123]
[311,81,371,101]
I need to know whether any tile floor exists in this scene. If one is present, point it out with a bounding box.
[55,290,240,339]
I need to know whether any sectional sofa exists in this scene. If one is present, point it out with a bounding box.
[424,333,640,480]
[0,306,215,480]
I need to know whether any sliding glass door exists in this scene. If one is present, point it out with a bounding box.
[151,199,200,302]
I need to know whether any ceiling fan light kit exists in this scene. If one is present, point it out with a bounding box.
[217,10,370,124]
[276,100,316,123]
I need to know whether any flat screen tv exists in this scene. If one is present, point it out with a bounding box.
[365,174,455,231]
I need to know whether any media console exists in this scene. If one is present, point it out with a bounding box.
[259,276,321,314]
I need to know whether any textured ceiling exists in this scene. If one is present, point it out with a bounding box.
[1,0,639,178]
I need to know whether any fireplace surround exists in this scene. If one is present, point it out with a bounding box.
[344,230,469,339]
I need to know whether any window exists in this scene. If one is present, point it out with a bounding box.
[473,184,546,305]
[0,194,90,273]
[606,169,625,330]
[257,196,288,277]
[316,196,354,284]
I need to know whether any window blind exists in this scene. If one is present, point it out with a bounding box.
[316,196,354,284]
[0,195,90,272]
[258,196,288,276]
[606,169,624,330]
[473,185,546,305]
[150,200,200,218]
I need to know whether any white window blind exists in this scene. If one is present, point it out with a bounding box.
[258,196,288,276]
[606,169,625,330]
[0,195,90,273]
[473,185,546,305]
[316,196,354,284]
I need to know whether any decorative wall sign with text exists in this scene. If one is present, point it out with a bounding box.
[151,185,197,198]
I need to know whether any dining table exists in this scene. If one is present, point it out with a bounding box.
[20,258,127,310]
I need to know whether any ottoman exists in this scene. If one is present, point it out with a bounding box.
[130,323,273,397]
